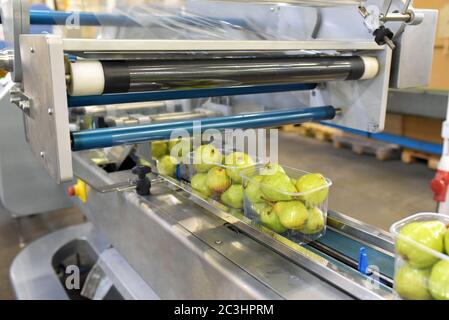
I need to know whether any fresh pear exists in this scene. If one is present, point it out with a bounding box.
[206,167,231,194]
[193,144,222,173]
[169,138,192,160]
[225,152,255,183]
[252,202,272,216]
[429,260,449,300]
[260,206,287,233]
[261,172,297,202]
[296,173,329,207]
[157,155,179,177]
[221,185,244,209]
[260,163,286,176]
[300,207,325,234]
[244,175,265,203]
[397,221,446,269]
[151,141,169,160]
[395,263,432,300]
[445,231,449,255]
[273,201,309,230]
[191,173,212,198]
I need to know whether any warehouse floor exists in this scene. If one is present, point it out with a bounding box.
[0,132,437,300]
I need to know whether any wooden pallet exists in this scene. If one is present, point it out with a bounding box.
[401,149,440,170]
[332,132,401,161]
[281,123,342,142]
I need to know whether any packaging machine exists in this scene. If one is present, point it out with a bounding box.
[0,0,439,299]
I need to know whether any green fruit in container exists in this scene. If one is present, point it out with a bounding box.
[445,231,449,255]
[191,173,212,198]
[395,264,432,300]
[151,141,169,160]
[169,138,192,160]
[300,207,325,235]
[397,221,446,269]
[261,172,297,202]
[221,185,244,209]
[244,176,265,203]
[296,173,329,207]
[273,201,309,230]
[157,155,179,177]
[206,167,231,194]
[429,260,449,300]
[260,207,287,234]
[252,202,272,216]
[225,152,255,183]
[260,163,286,176]
[193,144,222,173]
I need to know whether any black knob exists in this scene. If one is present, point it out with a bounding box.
[132,165,152,196]
[373,26,394,46]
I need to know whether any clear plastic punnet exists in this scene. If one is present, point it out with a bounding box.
[179,146,265,212]
[390,213,449,300]
[241,164,332,243]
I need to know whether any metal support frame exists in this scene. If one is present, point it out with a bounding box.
[20,34,72,183]
[0,0,29,82]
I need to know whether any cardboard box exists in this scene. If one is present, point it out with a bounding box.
[402,115,443,144]
[384,113,404,136]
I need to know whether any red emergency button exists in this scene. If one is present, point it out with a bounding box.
[67,186,76,197]
[431,170,449,202]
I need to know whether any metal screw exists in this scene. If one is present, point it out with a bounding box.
[30,47,35,53]
[48,108,53,115]
[40,151,45,158]
[215,240,223,245]
[270,7,275,12]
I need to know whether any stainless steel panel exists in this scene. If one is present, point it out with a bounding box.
[0,76,71,216]
[20,35,73,183]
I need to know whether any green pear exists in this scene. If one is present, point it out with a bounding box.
[252,202,272,216]
[260,163,286,176]
[244,175,265,203]
[300,207,325,234]
[221,185,244,209]
[429,260,449,300]
[151,141,169,160]
[261,172,297,202]
[191,173,212,198]
[395,263,432,300]
[225,152,255,183]
[206,167,231,194]
[296,173,329,207]
[273,201,309,230]
[157,155,179,177]
[445,231,449,255]
[193,144,222,173]
[260,207,287,233]
[397,221,446,269]
[169,138,192,160]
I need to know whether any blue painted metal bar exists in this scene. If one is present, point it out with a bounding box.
[322,122,443,155]
[67,83,317,108]
[72,106,335,151]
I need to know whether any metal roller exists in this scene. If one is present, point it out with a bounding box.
[67,56,379,97]
[71,106,336,151]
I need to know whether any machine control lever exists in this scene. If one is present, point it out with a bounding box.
[132,165,152,196]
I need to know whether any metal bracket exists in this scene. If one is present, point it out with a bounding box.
[0,0,30,82]
[20,34,73,183]
[9,85,31,115]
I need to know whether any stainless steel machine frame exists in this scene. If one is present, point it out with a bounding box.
[1,0,439,300]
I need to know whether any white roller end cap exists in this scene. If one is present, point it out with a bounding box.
[360,56,379,80]
[68,60,105,96]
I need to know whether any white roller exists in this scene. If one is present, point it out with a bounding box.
[360,56,379,80]
[68,60,105,96]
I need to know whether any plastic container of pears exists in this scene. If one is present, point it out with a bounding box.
[182,146,265,212]
[241,164,332,243]
[390,213,449,300]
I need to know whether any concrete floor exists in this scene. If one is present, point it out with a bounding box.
[0,132,437,300]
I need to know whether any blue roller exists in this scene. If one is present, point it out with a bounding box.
[67,83,318,108]
[72,106,336,151]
